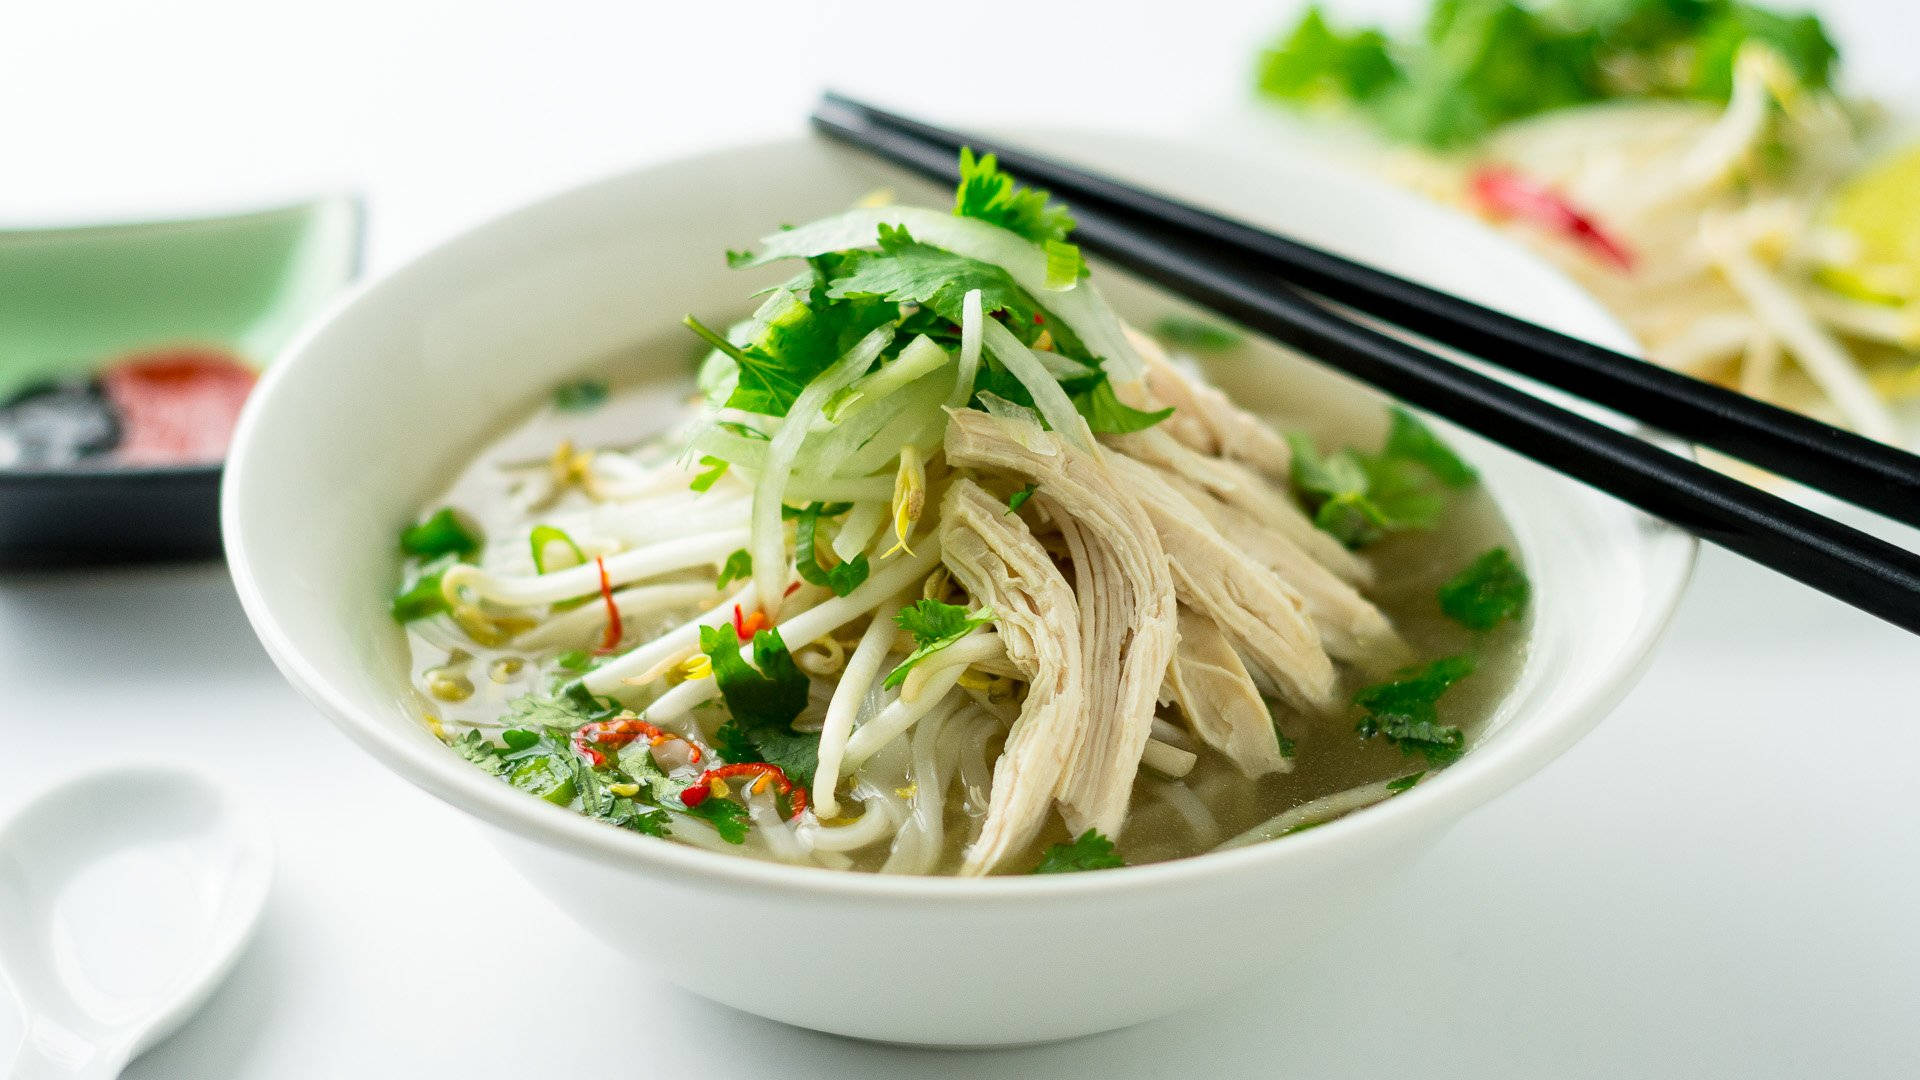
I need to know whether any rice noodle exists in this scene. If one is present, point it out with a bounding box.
[880,694,967,875]
[442,528,747,608]
[1140,739,1197,780]
[799,784,904,852]
[513,581,718,650]
[814,598,906,818]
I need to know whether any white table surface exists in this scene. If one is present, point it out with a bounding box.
[4,1,1920,1076]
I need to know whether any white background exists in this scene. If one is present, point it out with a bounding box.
[3,1,1919,1076]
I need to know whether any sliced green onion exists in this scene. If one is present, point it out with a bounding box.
[528,525,587,575]
[401,508,481,559]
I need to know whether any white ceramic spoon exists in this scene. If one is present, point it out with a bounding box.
[0,766,272,1079]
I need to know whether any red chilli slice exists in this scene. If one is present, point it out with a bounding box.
[594,556,622,654]
[679,762,806,819]
[1469,166,1635,272]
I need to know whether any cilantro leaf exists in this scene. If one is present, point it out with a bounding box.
[1005,483,1037,514]
[884,599,996,690]
[698,624,819,788]
[400,508,481,559]
[1072,376,1173,435]
[1384,408,1477,488]
[492,727,581,805]
[953,147,1080,252]
[683,797,752,843]
[1355,454,1446,530]
[1353,655,1476,765]
[1438,546,1530,630]
[791,502,870,597]
[551,378,609,412]
[451,730,509,776]
[1033,830,1126,873]
[503,684,620,728]
[716,548,753,590]
[575,764,671,837]
[1287,413,1472,547]
[1690,4,1836,99]
[825,224,1095,364]
[689,455,729,493]
[682,272,897,417]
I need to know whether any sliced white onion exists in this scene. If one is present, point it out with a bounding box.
[948,287,985,409]
[980,319,1093,449]
[752,326,895,612]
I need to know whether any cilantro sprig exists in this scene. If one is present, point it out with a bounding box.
[452,723,669,836]
[953,147,1087,287]
[1437,547,1530,630]
[1288,407,1475,548]
[883,599,996,690]
[699,624,819,788]
[1353,654,1476,765]
[1033,830,1126,873]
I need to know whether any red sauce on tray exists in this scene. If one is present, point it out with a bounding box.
[98,347,258,466]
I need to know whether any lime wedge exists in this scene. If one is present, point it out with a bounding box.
[1819,142,1920,305]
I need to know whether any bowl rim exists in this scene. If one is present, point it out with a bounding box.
[223,133,1698,902]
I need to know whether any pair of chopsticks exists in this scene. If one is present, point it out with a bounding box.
[812,92,1920,635]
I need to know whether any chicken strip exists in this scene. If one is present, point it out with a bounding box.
[1121,325,1294,479]
[1108,425,1372,587]
[1165,606,1291,779]
[945,409,1177,838]
[939,479,1087,875]
[1105,454,1337,713]
[1140,459,1405,666]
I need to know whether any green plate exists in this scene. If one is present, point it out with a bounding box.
[0,195,364,566]
[0,195,363,402]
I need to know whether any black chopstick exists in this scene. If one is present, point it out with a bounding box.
[809,93,1920,636]
[818,91,1920,530]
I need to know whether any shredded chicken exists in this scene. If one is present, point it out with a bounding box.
[1106,425,1372,587]
[945,409,1177,838]
[939,479,1087,875]
[1164,606,1291,778]
[1121,326,1294,479]
[1105,454,1337,713]
[1142,460,1404,666]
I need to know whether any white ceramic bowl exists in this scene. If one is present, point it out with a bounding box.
[223,134,1696,1046]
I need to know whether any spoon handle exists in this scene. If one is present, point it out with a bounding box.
[8,1018,125,1080]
